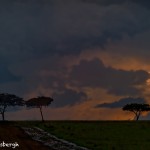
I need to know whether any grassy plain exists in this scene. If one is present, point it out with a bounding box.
[15,121,150,150]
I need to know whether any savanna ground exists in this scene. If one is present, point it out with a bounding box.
[1,121,150,150]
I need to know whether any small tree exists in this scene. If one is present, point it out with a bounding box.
[26,96,53,122]
[122,103,150,121]
[0,93,24,121]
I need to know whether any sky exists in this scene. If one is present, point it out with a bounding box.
[1,0,150,120]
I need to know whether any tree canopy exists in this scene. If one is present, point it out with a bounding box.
[122,103,150,120]
[26,96,53,107]
[26,96,53,122]
[0,93,24,121]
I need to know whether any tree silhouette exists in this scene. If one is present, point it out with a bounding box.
[26,96,53,122]
[122,103,150,121]
[0,93,24,121]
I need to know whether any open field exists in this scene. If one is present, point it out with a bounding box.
[14,121,150,150]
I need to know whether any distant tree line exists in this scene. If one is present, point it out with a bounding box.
[1,92,150,121]
[0,93,53,122]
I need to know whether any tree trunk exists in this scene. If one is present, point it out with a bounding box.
[0,106,6,121]
[135,112,140,121]
[1,112,5,121]
[136,115,139,121]
[39,106,44,122]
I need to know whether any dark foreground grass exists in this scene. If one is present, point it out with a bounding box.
[15,121,150,150]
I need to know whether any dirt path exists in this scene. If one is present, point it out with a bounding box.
[22,127,89,150]
[0,124,52,150]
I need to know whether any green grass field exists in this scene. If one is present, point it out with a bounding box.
[14,121,150,150]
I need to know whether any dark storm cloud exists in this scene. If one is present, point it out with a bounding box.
[0,65,21,84]
[0,0,54,63]
[0,0,149,60]
[95,97,146,108]
[52,0,150,52]
[82,0,150,8]
[69,58,149,96]
[51,89,87,107]
[0,0,149,104]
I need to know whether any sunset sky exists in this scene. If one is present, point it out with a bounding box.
[1,0,150,120]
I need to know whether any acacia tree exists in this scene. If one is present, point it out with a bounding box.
[26,96,53,122]
[0,93,24,121]
[122,103,150,121]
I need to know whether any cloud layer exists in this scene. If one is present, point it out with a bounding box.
[95,97,146,108]
[0,0,150,120]
[69,58,149,96]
